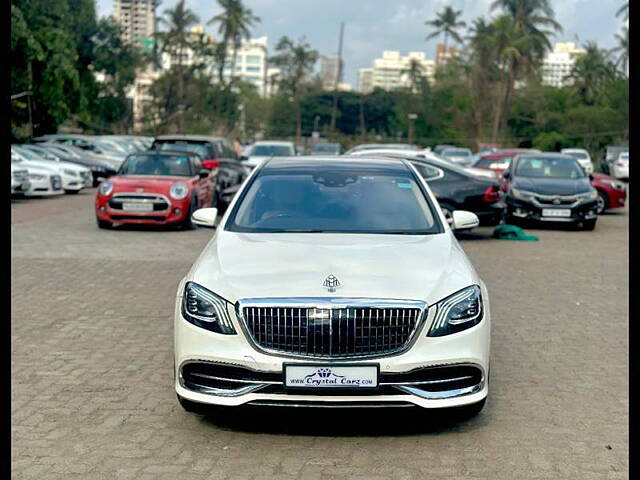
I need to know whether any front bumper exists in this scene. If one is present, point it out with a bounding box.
[174,289,491,409]
[506,197,598,223]
[96,194,191,225]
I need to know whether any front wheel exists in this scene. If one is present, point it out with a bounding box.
[65,189,80,194]
[180,196,197,230]
[582,219,597,231]
[449,398,486,420]
[96,217,113,229]
[596,191,608,214]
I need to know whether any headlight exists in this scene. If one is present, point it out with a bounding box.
[63,169,78,177]
[579,190,598,201]
[181,282,236,334]
[170,182,189,200]
[99,181,113,196]
[510,188,536,201]
[602,180,625,190]
[428,285,483,337]
[29,173,46,180]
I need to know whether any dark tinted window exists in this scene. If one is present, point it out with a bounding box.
[119,154,193,176]
[227,165,442,234]
[251,144,295,156]
[155,141,212,158]
[411,162,443,180]
[515,156,585,179]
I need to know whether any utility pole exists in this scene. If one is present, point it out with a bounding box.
[408,113,417,145]
[329,22,344,132]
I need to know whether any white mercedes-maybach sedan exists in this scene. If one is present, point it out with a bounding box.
[175,156,491,417]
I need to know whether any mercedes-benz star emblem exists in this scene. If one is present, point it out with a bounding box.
[323,274,341,293]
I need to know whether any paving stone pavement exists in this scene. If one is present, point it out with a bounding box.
[11,189,628,479]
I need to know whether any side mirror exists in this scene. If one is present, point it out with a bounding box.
[198,169,209,179]
[191,208,218,228]
[451,210,480,230]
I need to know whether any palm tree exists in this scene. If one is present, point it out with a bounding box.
[568,42,618,104]
[157,0,200,130]
[426,6,467,51]
[489,0,562,140]
[208,0,261,87]
[611,26,629,75]
[616,2,629,21]
[402,59,427,94]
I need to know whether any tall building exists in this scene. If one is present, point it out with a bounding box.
[435,44,459,68]
[542,42,586,87]
[319,55,342,90]
[221,36,269,95]
[357,51,435,93]
[113,0,158,46]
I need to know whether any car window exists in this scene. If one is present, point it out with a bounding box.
[515,156,585,179]
[474,156,513,169]
[119,154,193,176]
[411,162,443,180]
[564,152,588,159]
[155,141,212,159]
[227,167,442,234]
[252,145,295,156]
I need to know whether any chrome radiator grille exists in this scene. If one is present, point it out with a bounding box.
[240,302,424,358]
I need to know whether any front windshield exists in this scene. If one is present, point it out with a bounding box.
[227,165,441,234]
[156,141,210,158]
[118,154,193,176]
[13,146,45,161]
[565,152,588,159]
[252,145,294,156]
[516,156,586,179]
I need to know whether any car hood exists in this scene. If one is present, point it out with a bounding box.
[110,175,192,193]
[513,177,592,195]
[189,231,479,305]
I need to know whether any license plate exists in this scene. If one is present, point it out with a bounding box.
[542,208,571,217]
[285,364,378,388]
[122,202,153,212]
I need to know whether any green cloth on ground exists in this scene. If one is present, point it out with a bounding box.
[492,224,539,241]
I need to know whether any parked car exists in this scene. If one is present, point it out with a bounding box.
[95,151,217,229]
[241,141,296,169]
[32,134,125,167]
[151,135,248,209]
[561,148,594,174]
[591,173,627,214]
[502,153,599,230]
[433,144,455,155]
[471,152,517,178]
[12,145,89,194]
[11,163,31,195]
[604,145,628,171]
[441,148,474,167]
[611,151,629,180]
[11,155,63,197]
[311,143,341,155]
[349,149,505,227]
[175,156,490,416]
[344,143,419,154]
[35,143,117,186]
[19,145,92,188]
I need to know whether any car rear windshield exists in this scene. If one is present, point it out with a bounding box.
[226,165,442,234]
[119,154,193,176]
[474,156,513,168]
[313,144,340,153]
[564,151,588,159]
[252,145,294,156]
[443,149,471,157]
[515,156,586,179]
[155,141,212,158]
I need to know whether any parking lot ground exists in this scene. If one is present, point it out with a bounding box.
[11,189,628,479]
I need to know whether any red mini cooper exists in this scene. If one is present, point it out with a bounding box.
[95,151,217,229]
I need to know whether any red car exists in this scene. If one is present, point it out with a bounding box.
[95,151,217,229]
[472,151,522,178]
[591,173,627,214]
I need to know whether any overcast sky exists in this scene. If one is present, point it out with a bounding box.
[97,0,625,85]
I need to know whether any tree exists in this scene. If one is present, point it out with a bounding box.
[616,2,629,21]
[426,6,466,50]
[157,0,200,130]
[402,59,428,94]
[489,0,562,140]
[611,27,629,76]
[208,0,260,87]
[269,36,319,140]
[568,42,618,105]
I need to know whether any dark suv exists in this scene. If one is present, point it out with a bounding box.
[502,153,599,230]
[151,135,249,211]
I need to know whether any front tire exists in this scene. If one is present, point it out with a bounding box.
[582,219,597,231]
[596,191,608,214]
[449,398,486,420]
[180,196,197,230]
[65,189,81,194]
[96,217,113,229]
[177,395,211,415]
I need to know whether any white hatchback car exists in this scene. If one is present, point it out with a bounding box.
[612,151,629,180]
[174,157,491,417]
[561,148,594,174]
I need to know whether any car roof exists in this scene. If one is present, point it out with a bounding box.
[260,155,411,173]
[154,135,226,142]
[514,152,575,160]
[253,140,295,146]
